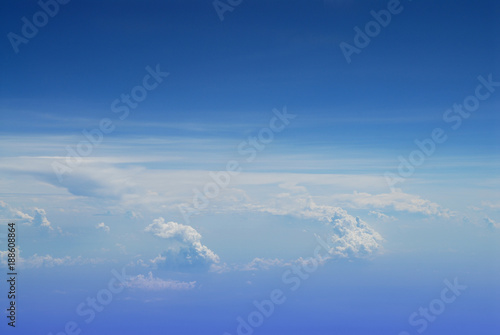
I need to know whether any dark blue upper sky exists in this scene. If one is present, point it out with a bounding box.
[1,0,499,152]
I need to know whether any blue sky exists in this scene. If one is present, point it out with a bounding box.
[1,0,499,334]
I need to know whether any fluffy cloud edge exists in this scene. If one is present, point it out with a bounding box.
[144,218,220,271]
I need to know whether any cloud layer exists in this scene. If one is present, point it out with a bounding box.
[254,186,384,258]
[125,272,196,290]
[145,218,220,271]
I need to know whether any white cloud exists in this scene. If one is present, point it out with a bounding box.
[237,254,332,272]
[369,210,397,221]
[146,218,201,243]
[33,208,52,229]
[145,218,220,270]
[0,201,34,224]
[0,201,54,230]
[251,186,383,258]
[328,190,452,217]
[96,222,110,233]
[183,183,384,260]
[238,258,289,271]
[125,272,196,290]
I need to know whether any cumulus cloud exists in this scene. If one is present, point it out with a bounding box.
[96,222,110,233]
[254,186,383,258]
[146,218,201,243]
[0,201,34,224]
[125,272,196,290]
[297,204,383,258]
[33,208,52,229]
[0,201,54,230]
[145,218,220,271]
[175,182,384,260]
